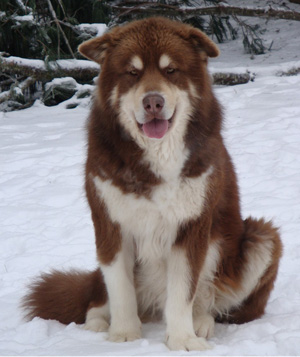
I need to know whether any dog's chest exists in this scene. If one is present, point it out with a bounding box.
[93,165,212,260]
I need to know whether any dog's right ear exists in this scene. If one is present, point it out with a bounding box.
[78,34,112,64]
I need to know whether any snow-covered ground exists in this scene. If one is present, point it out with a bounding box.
[1,14,300,356]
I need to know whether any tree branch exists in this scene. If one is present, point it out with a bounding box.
[112,3,300,22]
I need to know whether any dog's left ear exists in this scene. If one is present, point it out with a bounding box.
[188,28,220,58]
[78,33,112,64]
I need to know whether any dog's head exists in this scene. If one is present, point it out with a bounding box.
[79,17,219,141]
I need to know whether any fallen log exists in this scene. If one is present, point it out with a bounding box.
[0,56,100,83]
[212,72,253,86]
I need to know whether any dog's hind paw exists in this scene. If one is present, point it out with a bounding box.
[166,334,212,351]
[194,314,215,339]
[84,317,109,332]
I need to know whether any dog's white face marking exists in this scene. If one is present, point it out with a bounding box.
[159,54,172,69]
[130,55,144,71]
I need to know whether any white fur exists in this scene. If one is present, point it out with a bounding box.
[165,248,211,351]
[122,87,175,126]
[118,86,196,181]
[99,249,141,342]
[84,303,110,332]
[93,166,213,263]
[109,85,118,107]
[193,241,220,338]
[159,54,172,69]
[214,234,273,316]
[135,258,167,318]
[130,55,143,71]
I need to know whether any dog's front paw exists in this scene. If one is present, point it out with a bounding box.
[194,314,215,339]
[108,328,141,342]
[166,334,211,351]
[108,318,141,342]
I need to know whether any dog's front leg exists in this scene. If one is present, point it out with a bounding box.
[88,177,141,342]
[100,241,141,342]
[165,220,212,351]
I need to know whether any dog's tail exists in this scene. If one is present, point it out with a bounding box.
[22,269,107,325]
[220,217,283,324]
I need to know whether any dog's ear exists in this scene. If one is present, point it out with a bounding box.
[188,28,220,58]
[78,34,112,64]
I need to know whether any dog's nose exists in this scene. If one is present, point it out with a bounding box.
[143,94,164,115]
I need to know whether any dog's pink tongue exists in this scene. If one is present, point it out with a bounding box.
[142,119,168,139]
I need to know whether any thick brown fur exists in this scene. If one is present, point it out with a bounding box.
[23,269,107,325]
[22,17,282,350]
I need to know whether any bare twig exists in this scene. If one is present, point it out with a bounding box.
[45,0,75,58]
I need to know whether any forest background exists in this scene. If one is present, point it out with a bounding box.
[1,0,300,111]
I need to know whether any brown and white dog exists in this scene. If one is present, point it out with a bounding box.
[23,17,282,351]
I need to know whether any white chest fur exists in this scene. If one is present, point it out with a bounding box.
[93,165,213,262]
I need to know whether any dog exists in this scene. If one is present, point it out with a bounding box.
[23,17,282,351]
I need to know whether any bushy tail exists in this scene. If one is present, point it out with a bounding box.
[22,269,107,325]
[222,217,283,324]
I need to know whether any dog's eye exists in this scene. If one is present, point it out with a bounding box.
[166,67,176,74]
[129,69,138,76]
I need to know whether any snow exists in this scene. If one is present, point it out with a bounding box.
[4,56,46,70]
[55,59,99,71]
[1,16,300,356]
[3,56,99,72]
[13,14,34,23]
[76,23,108,37]
[45,77,78,91]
